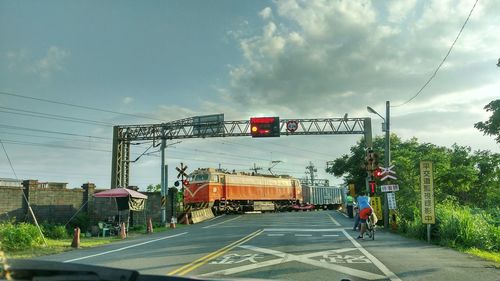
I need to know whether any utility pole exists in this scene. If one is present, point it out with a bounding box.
[160,138,167,224]
[305,162,317,186]
[384,101,391,230]
[250,163,262,174]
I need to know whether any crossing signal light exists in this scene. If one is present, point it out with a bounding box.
[373,167,382,178]
[250,117,280,138]
[369,180,376,196]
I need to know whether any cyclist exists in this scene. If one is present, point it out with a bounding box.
[356,191,372,239]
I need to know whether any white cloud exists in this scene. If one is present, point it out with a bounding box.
[225,0,499,119]
[35,46,70,78]
[387,0,417,23]
[259,7,272,20]
[123,97,134,104]
[6,46,70,78]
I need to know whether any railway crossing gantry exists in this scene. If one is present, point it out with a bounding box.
[111,114,373,223]
[111,115,373,188]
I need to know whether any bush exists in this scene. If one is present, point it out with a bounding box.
[0,222,44,251]
[41,223,68,239]
[68,213,90,233]
[435,204,498,252]
[397,203,499,253]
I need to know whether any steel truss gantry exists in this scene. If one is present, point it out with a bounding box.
[111,116,373,188]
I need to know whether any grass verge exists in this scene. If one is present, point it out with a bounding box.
[464,248,500,268]
[5,225,175,259]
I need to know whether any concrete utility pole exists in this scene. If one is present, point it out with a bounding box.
[305,162,317,186]
[384,101,391,230]
[367,101,391,229]
[160,138,167,224]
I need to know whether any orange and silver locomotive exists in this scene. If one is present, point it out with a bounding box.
[184,168,303,214]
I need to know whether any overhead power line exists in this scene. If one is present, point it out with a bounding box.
[0,124,110,139]
[0,91,164,122]
[394,0,479,107]
[0,106,114,126]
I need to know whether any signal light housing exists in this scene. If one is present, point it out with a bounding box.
[369,180,376,196]
[373,167,382,178]
[250,117,280,138]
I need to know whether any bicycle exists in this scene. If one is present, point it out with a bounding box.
[366,214,375,240]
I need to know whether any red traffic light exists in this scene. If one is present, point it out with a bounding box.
[373,168,382,178]
[250,117,280,138]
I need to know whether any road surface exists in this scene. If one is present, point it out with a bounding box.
[39,211,498,280]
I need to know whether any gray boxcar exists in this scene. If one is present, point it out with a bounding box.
[302,185,344,210]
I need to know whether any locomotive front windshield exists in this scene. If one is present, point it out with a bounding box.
[188,173,209,183]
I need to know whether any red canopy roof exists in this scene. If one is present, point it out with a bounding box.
[93,188,148,199]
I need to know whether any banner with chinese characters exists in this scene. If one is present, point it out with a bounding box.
[420,161,435,224]
[370,196,382,220]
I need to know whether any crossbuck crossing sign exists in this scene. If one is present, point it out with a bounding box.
[380,165,397,181]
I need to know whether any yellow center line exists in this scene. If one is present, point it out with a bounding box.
[168,229,263,276]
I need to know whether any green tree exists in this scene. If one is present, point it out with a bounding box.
[146,184,161,192]
[474,99,500,143]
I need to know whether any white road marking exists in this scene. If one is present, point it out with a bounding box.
[266,234,284,237]
[326,213,341,226]
[338,210,349,218]
[342,230,402,281]
[200,245,385,280]
[295,234,312,237]
[263,228,344,232]
[322,234,340,237]
[63,232,188,263]
[203,216,242,229]
[206,214,225,222]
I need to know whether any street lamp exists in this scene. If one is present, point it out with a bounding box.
[367,101,391,230]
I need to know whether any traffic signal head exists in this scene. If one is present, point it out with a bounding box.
[373,167,382,178]
[250,117,280,137]
[369,180,376,196]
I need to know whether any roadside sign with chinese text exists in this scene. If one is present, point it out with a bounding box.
[387,192,397,210]
[370,196,382,220]
[420,161,435,224]
[380,184,399,192]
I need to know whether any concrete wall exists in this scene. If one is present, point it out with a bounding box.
[0,186,25,221]
[0,180,163,228]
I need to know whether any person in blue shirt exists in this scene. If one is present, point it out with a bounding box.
[356,191,372,239]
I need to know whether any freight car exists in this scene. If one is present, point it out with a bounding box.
[184,168,303,214]
[302,185,344,210]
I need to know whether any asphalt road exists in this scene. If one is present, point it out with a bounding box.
[39,211,498,281]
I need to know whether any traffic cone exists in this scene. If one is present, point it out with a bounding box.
[71,227,80,248]
[120,222,127,239]
[169,217,176,229]
[147,217,153,234]
[184,213,190,225]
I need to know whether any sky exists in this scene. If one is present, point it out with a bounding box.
[0,0,499,190]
